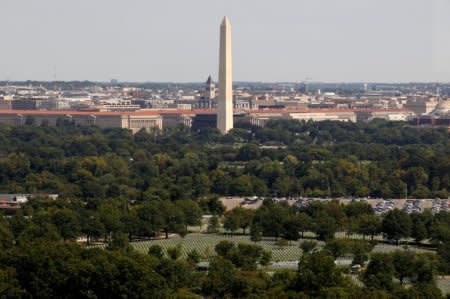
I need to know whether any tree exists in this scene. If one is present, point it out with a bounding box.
[98,202,123,241]
[248,225,262,244]
[324,239,349,259]
[293,251,343,296]
[50,209,81,241]
[283,216,301,242]
[403,283,443,299]
[230,175,253,196]
[260,250,272,266]
[357,214,381,240]
[223,207,253,235]
[381,209,412,244]
[403,167,428,195]
[223,210,240,235]
[297,213,313,238]
[363,253,395,291]
[215,241,268,271]
[0,268,23,298]
[237,144,261,161]
[202,257,235,298]
[350,240,372,266]
[106,232,133,252]
[410,212,428,243]
[300,240,318,254]
[155,259,195,290]
[207,216,220,233]
[315,214,336,241]
[186,249,201,264]
[254,201,289,240]
[176,200,202,229]
[392,250,415,284]
[167,245,182,260]
[160,201,186,239]
[437,241,450,274]
[215,240,235,257]
[137,201,162,237]
[0,225,14,250]
[344,201,374,218]
[200,197,225,216]
[81,214,105,244]
[148,245,164,259]
[413,253,438,284]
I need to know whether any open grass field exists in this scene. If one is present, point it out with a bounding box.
[91,233,447,294]
[127,233,434,261]
[131,234,311,262]
[436,277,450,295]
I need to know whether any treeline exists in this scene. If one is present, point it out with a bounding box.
[1,196,222,244]
[225,199,447,244]
[0,241,443,298]
[3,197,450,273]
[0,227,447,298]
[2,188,450,296]
[0,119,449,199]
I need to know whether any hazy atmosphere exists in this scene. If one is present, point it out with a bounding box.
[1,0,449,82]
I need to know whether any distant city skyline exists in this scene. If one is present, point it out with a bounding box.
[1,0,449,83]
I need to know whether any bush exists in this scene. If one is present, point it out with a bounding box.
[167,245,182,260]
[276,239,289,248]
[148,245,164,259]
[300,240,318,254]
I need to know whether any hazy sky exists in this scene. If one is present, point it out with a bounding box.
[1,0,449,82]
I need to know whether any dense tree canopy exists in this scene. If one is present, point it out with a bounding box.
[0,120,449,298]
[0,120,448,199]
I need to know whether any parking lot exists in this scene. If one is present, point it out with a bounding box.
[221,196,450,214]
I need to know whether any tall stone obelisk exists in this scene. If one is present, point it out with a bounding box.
[217,16,233,134]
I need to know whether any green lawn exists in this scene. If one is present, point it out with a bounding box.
[436,277,450,295]
[91,233,446,294]
[126,233,433,261]
[131,234,311,262]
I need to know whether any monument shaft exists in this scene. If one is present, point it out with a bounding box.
[217,17,233,133]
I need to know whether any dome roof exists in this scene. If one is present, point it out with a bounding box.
[431,100,450,116]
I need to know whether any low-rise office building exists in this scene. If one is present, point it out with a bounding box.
[0,110,163,133]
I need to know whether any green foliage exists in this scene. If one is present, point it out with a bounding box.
[0,225,14,250]
[50,208,81,241]
[382,209,412,244]
[315,214,337,241]
[293,251,344,296]
[0,267,23,298]
[0,121,449,297]
[207,216,220,233]
[0,241,168,298]
[186,249,201,264]
[363,253,395,291]
[214,240,270,270]
[107,232,133,253]
[223,207,253,235]
[167,245,182,260]
[0,120,447,203]
[155,259,196,290]
[250,224,262,243]
[357,214,381,240]
[201,257,235,298]
[300,240,318,254]
[148,244,164,259]
[324,239,350,259]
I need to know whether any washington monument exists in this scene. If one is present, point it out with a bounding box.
[217,16,233,134]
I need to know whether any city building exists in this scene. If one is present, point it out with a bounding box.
[193,76,216,109]
[0,110,163,133]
